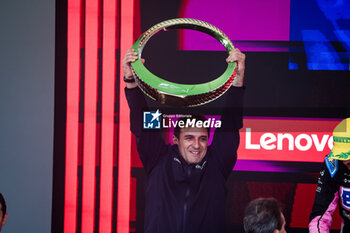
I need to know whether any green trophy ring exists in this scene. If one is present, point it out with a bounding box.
[131,18,237,107]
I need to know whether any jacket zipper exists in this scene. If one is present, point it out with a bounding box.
[183,167,191,233]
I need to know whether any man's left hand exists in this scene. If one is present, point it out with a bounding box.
[226,48,245,87]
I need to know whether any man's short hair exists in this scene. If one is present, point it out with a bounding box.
[243,198,283,233]
[173,114,210,139]
[0,193,6,217]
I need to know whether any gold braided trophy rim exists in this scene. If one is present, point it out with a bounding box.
[131,18,237,107]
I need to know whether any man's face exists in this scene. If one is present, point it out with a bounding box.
[172,126,208,164]
[343,159,350,170]
[0,203,7,231]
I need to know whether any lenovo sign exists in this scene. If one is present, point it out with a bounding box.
[245,128,333,151]
[238,118,341,162]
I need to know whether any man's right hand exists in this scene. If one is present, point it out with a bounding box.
[122,49,145,88]
[122,49,139,79]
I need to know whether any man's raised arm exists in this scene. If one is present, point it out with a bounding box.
[122,49,166,173]
[211,48,246,178]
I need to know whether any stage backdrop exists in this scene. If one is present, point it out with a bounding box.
[53,0,349,233]
[0,0,55,233]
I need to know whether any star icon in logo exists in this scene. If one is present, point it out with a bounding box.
[150,109,161,122]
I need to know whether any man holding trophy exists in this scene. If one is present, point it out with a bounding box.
[122,18,246,233]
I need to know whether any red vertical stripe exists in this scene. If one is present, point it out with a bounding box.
[64,0,81,232]
[117,0,134,232]
[81,0,99,232]
[99,0,116,232]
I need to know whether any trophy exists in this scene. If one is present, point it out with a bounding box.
[131,18,237,107]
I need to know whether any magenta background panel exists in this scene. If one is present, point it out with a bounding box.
[179,0,291,51]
